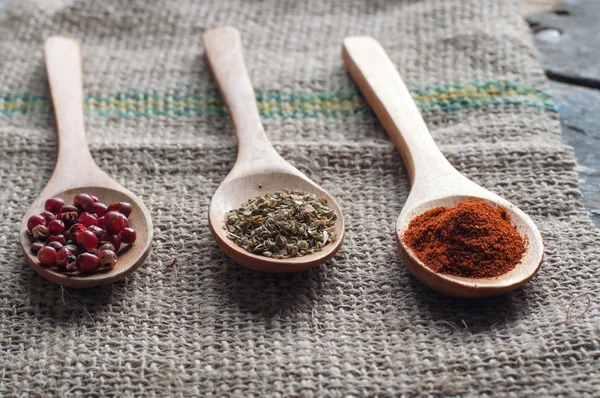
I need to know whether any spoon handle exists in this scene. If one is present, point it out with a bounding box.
[342,36,457,185]
[45,36,96,174]
[203,27,275,161]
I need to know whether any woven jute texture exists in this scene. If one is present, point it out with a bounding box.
[1,0,599,396]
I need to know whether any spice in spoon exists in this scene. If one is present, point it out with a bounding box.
[27,193,137,275]
[224,189,337,258]
[403,199,526,278]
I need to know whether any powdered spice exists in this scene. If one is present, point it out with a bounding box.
[403,199,527,278]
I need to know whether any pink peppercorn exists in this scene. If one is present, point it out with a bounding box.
[97,249,117,268]
[77,212,98,227]
[60,204,79,214]
[48,234,66,245]
[104,211,127,234]
[29,192,136,275]
[37,246,57,266]
[74,193,94,210]
[45,197,64,214]
[48,219,65,234]
[107,202,132,217]
[32,224,49,240]
[40,211,56,224]
[56,247,74,270]
[77,253,100,273]
[99,232,121,252]
[76,230,99,251]
[87,225,104,238]
[119,227,137,244]
[90,202,108,217]
[31,242,45,254]
[27,214,46,232]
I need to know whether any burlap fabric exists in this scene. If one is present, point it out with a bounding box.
[1,0,598,396]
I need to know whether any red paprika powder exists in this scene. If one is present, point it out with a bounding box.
[403,199,526,278]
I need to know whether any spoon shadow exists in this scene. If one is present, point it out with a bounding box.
[395,268,545,334]
[213,255,327,318]
[23,270,129,324]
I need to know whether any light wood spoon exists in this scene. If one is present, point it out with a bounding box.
[203,27,345,272]
[342,36,543,298]
[18,36,153,288]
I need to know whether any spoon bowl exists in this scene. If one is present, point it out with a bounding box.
[19,36,153,288]
[343,36,543,297]
[396,194,543,298]
[20,185,153,288]
[209,171,344,272]
[204,27,344,272]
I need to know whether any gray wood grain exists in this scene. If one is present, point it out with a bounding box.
[524,0,600,230]
[527,0,600,87]
[550,81,600,228]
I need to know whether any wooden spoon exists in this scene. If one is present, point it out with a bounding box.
[342,36,543,298]
[203,27,345,272]
[18,36,153,288]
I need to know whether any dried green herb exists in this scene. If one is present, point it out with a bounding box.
[224,189,337,258]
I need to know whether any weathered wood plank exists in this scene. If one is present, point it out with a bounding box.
[526,0,600,87]
[550,81,600,229]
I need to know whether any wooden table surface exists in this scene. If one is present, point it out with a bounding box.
[0,0,597,229]
[523,0,600,230]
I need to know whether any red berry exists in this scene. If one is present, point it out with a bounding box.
[98,249,117,268]
[104,211,127,234]
[68,223,85,240]
[98,242,116,252]
[27,214,46,232]
[74,193,94,210]
[48,234,66,245]
[37,246,57,266]
[47,241,63,251]
[60,211,79,227]
[31,242,45,254]
[77,252,100,273]
[108,202,132,217]
[87,225,104,238]
[45,197,64,214]
[91,195,99,203]
[48,219,65,234]
[119,227,137,244]
[60,204,79,214]
[90,202,108,217]
[97,216,105,229]
[77,212,98,227]
[56,247,75,270]
[69,223,86,233]
[64,244,80,255]
[32,224,49,240]
[100,232,121,252]
[76,230,99,251]
[40,211,56,224]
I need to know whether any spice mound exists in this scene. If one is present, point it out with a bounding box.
[403,199,526,278]
[224,189,337,258]
[26,193,137,276]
